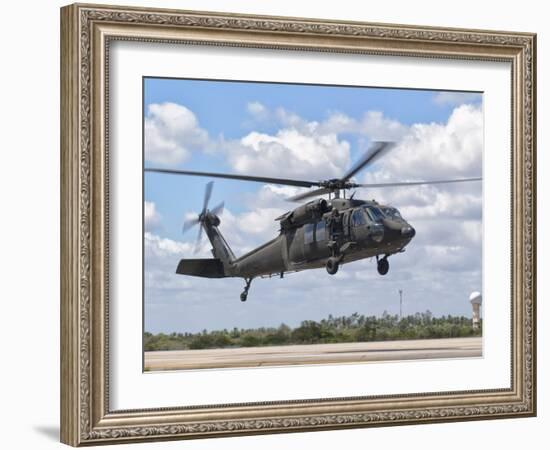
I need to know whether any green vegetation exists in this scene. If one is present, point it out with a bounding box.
[144,311,482,351]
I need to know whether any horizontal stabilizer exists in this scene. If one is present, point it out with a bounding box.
[176,258,226,278]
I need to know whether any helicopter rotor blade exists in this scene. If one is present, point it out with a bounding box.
[341,141,395,182]
[286,187,333,202]
[193,224,204,254]
[182,217,200,234]
[202,181,213,213]
[355,177,482,188]
[144,168,318,188]
[210,201,225,216]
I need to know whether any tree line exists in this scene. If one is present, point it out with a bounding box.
[144,311,482,351]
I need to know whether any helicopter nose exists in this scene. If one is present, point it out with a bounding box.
[401,225,415,238]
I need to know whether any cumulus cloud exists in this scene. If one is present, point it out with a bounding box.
[317,110,408,141]
[371,104,482,181]
[246,103,408,141]
[234,104,407,181]
[144,232,194,294]
[227,129,351,180]
[144,201,161,231]
[246,101,268,118]
[361,104,483,217]
[144,102,209,165]
[144,101,408,180]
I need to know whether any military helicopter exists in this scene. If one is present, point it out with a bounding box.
[145,142,481,301]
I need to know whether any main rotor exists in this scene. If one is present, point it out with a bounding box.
[145,141,482,201]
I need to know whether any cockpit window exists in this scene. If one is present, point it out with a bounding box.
[381,207,402,220]
[316,220,326,241]
[304,223,314,244]
[351,209,367,226]
[364,206,384,223]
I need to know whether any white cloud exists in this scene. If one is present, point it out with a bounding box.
[214,207,284,256]
[318,110,408,141]
[361,104,483,211]
[227,128,351,180]
[247,104,408,142]
[144,232,194,293]
[144,102,209,165]
[234,105,407,182]
[274,107,311,130]
[145,232,192,258]
[238,207,285,236]
[257,184,303,200]
[387,187,482,221]
[250,184,307,208]
[144,201,161,231]
[246,101,267,118]
[385,104,483,179]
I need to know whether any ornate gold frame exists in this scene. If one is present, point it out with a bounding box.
[60,3,536,446]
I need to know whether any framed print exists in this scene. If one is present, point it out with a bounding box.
[60,3,536,446]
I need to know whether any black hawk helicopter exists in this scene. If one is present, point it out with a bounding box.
[145,142,481,301]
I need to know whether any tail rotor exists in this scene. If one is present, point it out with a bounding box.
[181,181,224,254]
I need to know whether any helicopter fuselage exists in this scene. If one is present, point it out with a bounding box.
[222,198,415,279]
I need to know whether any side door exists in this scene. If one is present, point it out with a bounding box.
[342,211,351,240]
[302,222,315,261]
[312,219,331,260]
[351,208,369,243]
[303,220,332,261]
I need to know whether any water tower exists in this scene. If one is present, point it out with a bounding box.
[469,291,482,330]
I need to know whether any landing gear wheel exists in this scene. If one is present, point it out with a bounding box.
[240,278,253,301]
[326,257,340,275]
[377,257,389,276]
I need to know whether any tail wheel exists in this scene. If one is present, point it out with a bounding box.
[240,278,252,301]
[326,257,340,275]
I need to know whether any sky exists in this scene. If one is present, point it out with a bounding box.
[143,77,483,334]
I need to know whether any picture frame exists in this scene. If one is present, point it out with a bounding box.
[60,2,536,446]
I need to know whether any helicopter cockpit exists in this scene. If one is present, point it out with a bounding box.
[350,206,383,225]
[380,206,402,221]
[349,204,414,244]
[378,206,415,238]
[350,206,385,243]
[364,205,386,223]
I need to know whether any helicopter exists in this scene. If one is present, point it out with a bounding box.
[145,141,481,301]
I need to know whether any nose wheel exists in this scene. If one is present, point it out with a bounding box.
[326,256,340,275]
[377,256,389,275]
[240,278,253,301]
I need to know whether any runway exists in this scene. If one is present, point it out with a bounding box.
[144,337,482,371]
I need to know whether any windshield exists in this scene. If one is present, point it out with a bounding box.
[364,206,385,223]
[381,207,402,220]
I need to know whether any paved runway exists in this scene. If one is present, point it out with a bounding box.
[144,337,482,371]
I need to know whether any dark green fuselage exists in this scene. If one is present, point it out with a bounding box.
[177,198,415,280]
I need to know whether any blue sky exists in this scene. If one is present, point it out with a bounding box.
[144,78,464,133]
[143,77,483,334]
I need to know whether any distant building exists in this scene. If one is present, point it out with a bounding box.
[469,291,482,330]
